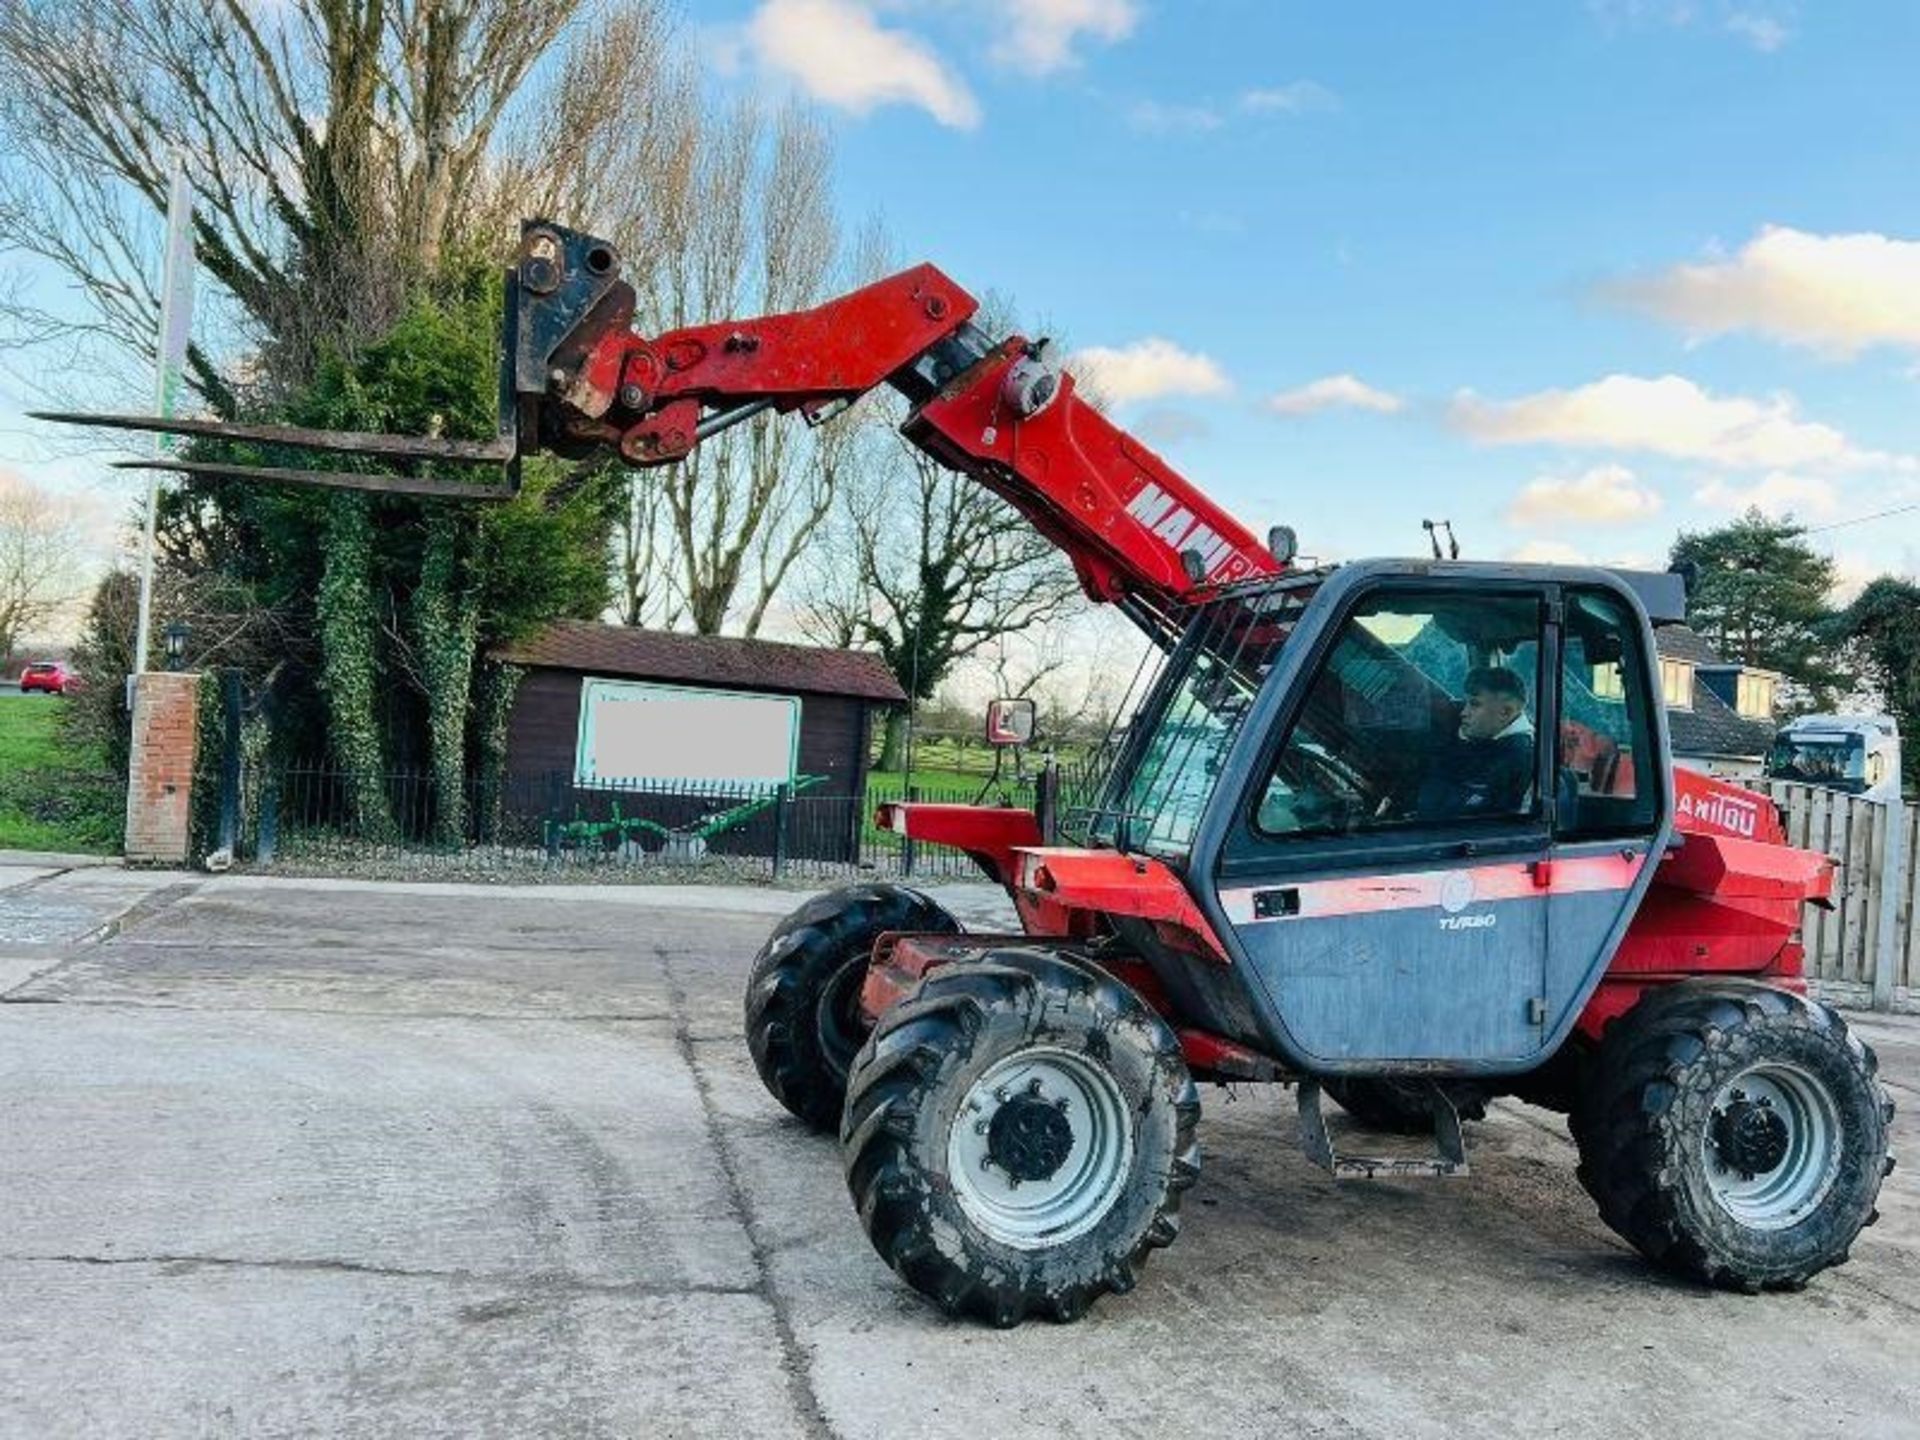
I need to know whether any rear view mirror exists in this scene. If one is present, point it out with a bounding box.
[985,697,1037,747]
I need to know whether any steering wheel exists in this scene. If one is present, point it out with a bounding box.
[1290,786,1356,833]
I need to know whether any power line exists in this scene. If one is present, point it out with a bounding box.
[1804,502,1920,535]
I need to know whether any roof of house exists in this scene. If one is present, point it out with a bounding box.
[494,621,908,704]
[1650,624,1777,758]
[1652,623,1730,666]
[1667,681,1775,759]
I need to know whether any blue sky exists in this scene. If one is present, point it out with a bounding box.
[4,0,1916,630]
[703,0,1920,588]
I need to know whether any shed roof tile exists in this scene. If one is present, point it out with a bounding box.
[494,621,907,703]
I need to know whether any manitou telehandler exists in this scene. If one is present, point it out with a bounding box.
[50,221,1894,1327]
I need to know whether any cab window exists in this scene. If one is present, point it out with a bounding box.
[1556,589,1659,837]
[1253,591,1544,839]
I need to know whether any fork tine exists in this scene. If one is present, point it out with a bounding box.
[33,411,515,464]
[113,458,517,501]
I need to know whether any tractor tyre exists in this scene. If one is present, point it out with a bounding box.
[745,883,960,1132]
[1574,979,1894,1291]
[1323,1077,1488,1135]
[840,948,1201,1327]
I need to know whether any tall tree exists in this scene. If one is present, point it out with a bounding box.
[803,423,1084,770]
[1670,509,1844,706]
[615,99,849,636]
[0,472,87,663]
[0,0,671,398]
[207,270,617,809]
[1828,577,1920,791]
[799,270,1086,767]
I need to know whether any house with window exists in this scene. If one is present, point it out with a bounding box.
[1649,625,1779,779]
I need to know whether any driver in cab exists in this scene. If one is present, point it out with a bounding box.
[1415,666,1535,819]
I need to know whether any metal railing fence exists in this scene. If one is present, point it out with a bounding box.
[225,760,1101,883]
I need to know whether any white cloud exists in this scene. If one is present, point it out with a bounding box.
[1449,374,1906,472]
[1508,465,1662,528]
[1240,81,1337,114]
[1725,11,1791,49]
[1127,100,1223,135]
[1590,1,1794,50]
[746,0,979,129]
[1603,227,1920,357]
[989,0,1137,75]
[1830,553,1879,605]
[1694,471,1840,518]
[1131,408,1211,448]
[1067,338,1231,404]
[1266,374,1403,417]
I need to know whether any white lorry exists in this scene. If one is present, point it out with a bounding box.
[1765,713,1903,802]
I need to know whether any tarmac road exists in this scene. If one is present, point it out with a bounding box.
[2,863,1916,1438]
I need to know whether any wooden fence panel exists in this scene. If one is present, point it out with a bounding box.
[1754,780,1914,1009]
[1805,785,1840,978]
[1842,799,1876,984]
[1901,803,1918,992]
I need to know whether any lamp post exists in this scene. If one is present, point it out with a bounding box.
[163,621,189,673]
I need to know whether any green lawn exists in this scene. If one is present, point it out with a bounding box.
[0,692,69,768]
[867,767,1004,801]
[0,694,120,853]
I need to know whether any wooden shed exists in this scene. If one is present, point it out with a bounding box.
[491,621,906,861]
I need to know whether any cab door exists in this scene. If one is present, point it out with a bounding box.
[1209,581,1556,1068]
[1541,586,1666,1032]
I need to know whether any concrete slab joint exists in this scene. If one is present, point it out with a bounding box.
[125,671,201,865]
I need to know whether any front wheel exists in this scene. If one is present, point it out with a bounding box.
[841,948,1200,1326]
[1574,980,1894,1290]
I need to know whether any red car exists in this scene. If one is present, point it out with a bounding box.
[18,661,75,696]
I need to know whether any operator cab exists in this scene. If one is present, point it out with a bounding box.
[1078,560,1673,1075]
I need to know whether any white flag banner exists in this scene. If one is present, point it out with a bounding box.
[132,164,197,685]
[152,166,196,450]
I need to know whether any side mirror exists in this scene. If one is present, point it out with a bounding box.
[985,697,1037,747]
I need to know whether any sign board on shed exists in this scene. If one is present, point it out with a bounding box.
[576,679,800,789]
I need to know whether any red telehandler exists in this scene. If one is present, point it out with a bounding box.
[49,221,1894,1326]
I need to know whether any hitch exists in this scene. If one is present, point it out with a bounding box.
[34,220,639,501]
[1296,1079,1470,1180]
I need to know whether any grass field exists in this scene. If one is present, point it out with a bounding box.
[867,768,1002,801]
[0,694,119,853]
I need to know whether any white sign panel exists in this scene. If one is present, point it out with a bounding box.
[576,678,800,789]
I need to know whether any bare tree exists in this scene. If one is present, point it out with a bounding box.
[0,472,89,661]
[603,98,847,636]
[613,464,682,628]
[802,425,1085,768]
[797,265,1087,767]
[0,0,664,400]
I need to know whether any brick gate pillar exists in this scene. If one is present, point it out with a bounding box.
[125,671,200,863]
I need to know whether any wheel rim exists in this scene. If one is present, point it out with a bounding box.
[945,1047,1134,1250]
[1701,1062,1841,1230]
[814,958,870,1077]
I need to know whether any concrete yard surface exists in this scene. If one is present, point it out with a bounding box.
[1,863,1917,1438]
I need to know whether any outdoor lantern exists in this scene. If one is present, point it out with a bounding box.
[163,621,189,672]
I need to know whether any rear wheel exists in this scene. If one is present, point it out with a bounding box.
[744,883,959,1131]
[1574,980,1894,1290]
[841,948,1200,1326]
